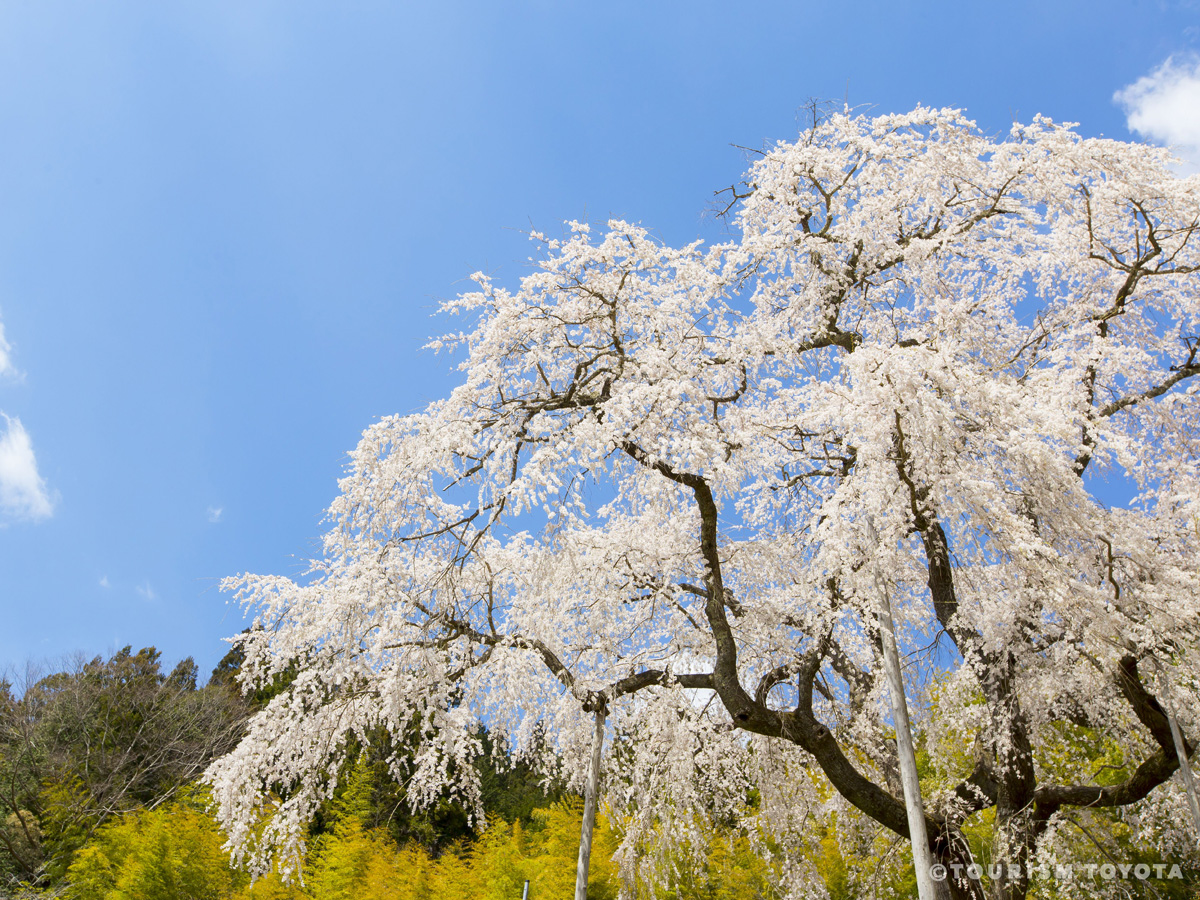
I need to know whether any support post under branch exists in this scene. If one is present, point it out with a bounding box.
[574,706,607,900]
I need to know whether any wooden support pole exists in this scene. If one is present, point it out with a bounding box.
[868,521,938,900]
[574,706,607,900]
[1155,661,1200,844]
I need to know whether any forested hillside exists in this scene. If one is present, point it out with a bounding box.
[1,647,1194,899]
[0,647,781,899]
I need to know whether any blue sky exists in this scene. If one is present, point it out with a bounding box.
[1,0,1198,678]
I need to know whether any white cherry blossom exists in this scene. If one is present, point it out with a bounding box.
[206,107,1200,900]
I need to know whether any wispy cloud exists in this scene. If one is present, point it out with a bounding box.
[135,581,157,601]
[0,414,54,522]
[1115,55,1200,175]
[99,575,110,589]
[0,321,14,378]
[207,505,223,523]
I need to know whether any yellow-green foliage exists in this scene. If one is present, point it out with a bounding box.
[427,842,475,897]
[64,774,1067,900]
[625,814,787,900]
[66,791,240,900]
[51,680,1199,900]
[65,787,626,900]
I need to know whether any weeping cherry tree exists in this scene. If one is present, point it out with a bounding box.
[206,106,1200,900]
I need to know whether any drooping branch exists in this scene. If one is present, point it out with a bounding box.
[1034,655,1194,821]
[1097,361,1200,419]
[436,605,714,713]
[617,436,990,894]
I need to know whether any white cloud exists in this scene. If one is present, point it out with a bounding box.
[0,414,53,521]
[0,321,13,378]
[136,581,156,601]
[99,575,110,588]
[207,505,223,523]
[1115,56,1200,175]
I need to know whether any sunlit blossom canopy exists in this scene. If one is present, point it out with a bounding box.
[206,107,1200,900]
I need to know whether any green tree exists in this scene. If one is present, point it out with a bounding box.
[1,648,247,889]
